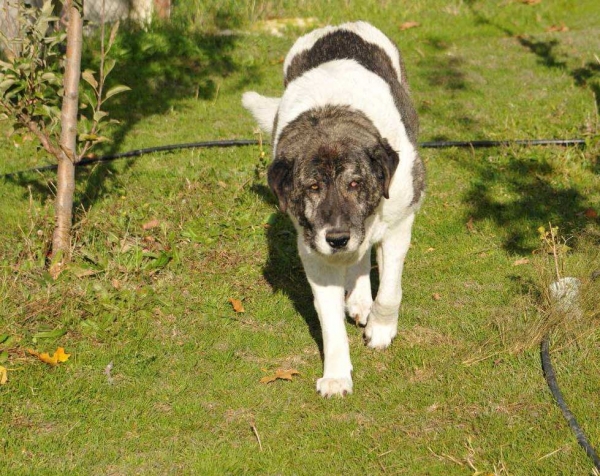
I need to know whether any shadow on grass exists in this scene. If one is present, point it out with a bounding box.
[75,21,261,212]
[452,149,593,254]
[516,35,600,137]
[415,35,481,142]
[6,19,262,217]
[251,183,324,355]
[445,3,600,250]
[466,1,600,119]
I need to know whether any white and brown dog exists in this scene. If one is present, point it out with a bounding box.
[243,21,425,397]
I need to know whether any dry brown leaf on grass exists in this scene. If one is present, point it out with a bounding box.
[466,217,475,233]
[518,0,541,4]
[513,258,530,266]
[68,266,102,278]
[0,366,7,385]
[584,207,598,219]
[49,261,65,280]
[142,218,161,230]
[27,347,71,366]
[399,21,420,31]
[547,23,569,32]
[432,293,442,301]
[260,369,300,384]
[229,298,245,313]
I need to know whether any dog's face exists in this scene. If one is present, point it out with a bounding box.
[268,107,399,257]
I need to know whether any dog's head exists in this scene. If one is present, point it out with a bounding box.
[268,106,399,257]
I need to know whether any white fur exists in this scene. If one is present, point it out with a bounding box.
[242,22,422,397]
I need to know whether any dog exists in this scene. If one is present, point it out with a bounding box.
[242,21,425,397]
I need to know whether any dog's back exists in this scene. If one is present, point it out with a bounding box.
[283,21,406,87]
[244,22,418,147]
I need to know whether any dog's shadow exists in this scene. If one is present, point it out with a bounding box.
[253,183,380,358]
[252,184,324,354]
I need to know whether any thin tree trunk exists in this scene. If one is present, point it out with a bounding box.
[52,0,82,260]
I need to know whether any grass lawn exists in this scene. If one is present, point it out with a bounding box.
[1,1,600,474]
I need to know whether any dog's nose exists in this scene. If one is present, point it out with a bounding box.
[326,230,350,249]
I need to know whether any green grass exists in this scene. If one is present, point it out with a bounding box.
[1,1,600,474]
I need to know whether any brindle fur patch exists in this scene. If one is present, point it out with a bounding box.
[268,105,399,252]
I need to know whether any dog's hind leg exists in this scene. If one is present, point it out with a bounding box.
[345,248,373,326]
[301,252,353,397]
[365,213,415,349]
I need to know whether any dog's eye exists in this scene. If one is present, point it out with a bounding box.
[349,180,360,189]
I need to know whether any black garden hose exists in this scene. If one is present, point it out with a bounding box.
[1,139,260,179]
[419,138,586,149]
[0,137,587,179]
[541,272,600,471]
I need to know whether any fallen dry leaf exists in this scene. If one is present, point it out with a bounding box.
[399,21,420,31]
[518,0,541,4]
[229,298,245,313]
[547,23,569,32]
[466,217,475,232]
[584,207,598,219]
[260,368,300,384]
[119,238,134,253]
[28,347,71,366]
[54,347,70,363]
[426,247,436,253]
[69,266,101,278]
[49,261,65,280]
[0,365,7,385]
[432,293,442,301]
[142,218,161,230]
[512,258,530,266]
[104,361,114,385]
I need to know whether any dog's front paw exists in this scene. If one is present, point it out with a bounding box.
[364,320,397,349]
[316,377,353,397]
[346,293,372,326]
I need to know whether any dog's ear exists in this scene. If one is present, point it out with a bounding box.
[367,139,399,199]
[267,159,293,213]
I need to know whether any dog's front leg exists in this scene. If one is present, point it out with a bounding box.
[365,213,415,349]
[345,248,373,326]
[301,252,353,397]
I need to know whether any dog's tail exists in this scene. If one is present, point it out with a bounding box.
[242,92,280,136]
